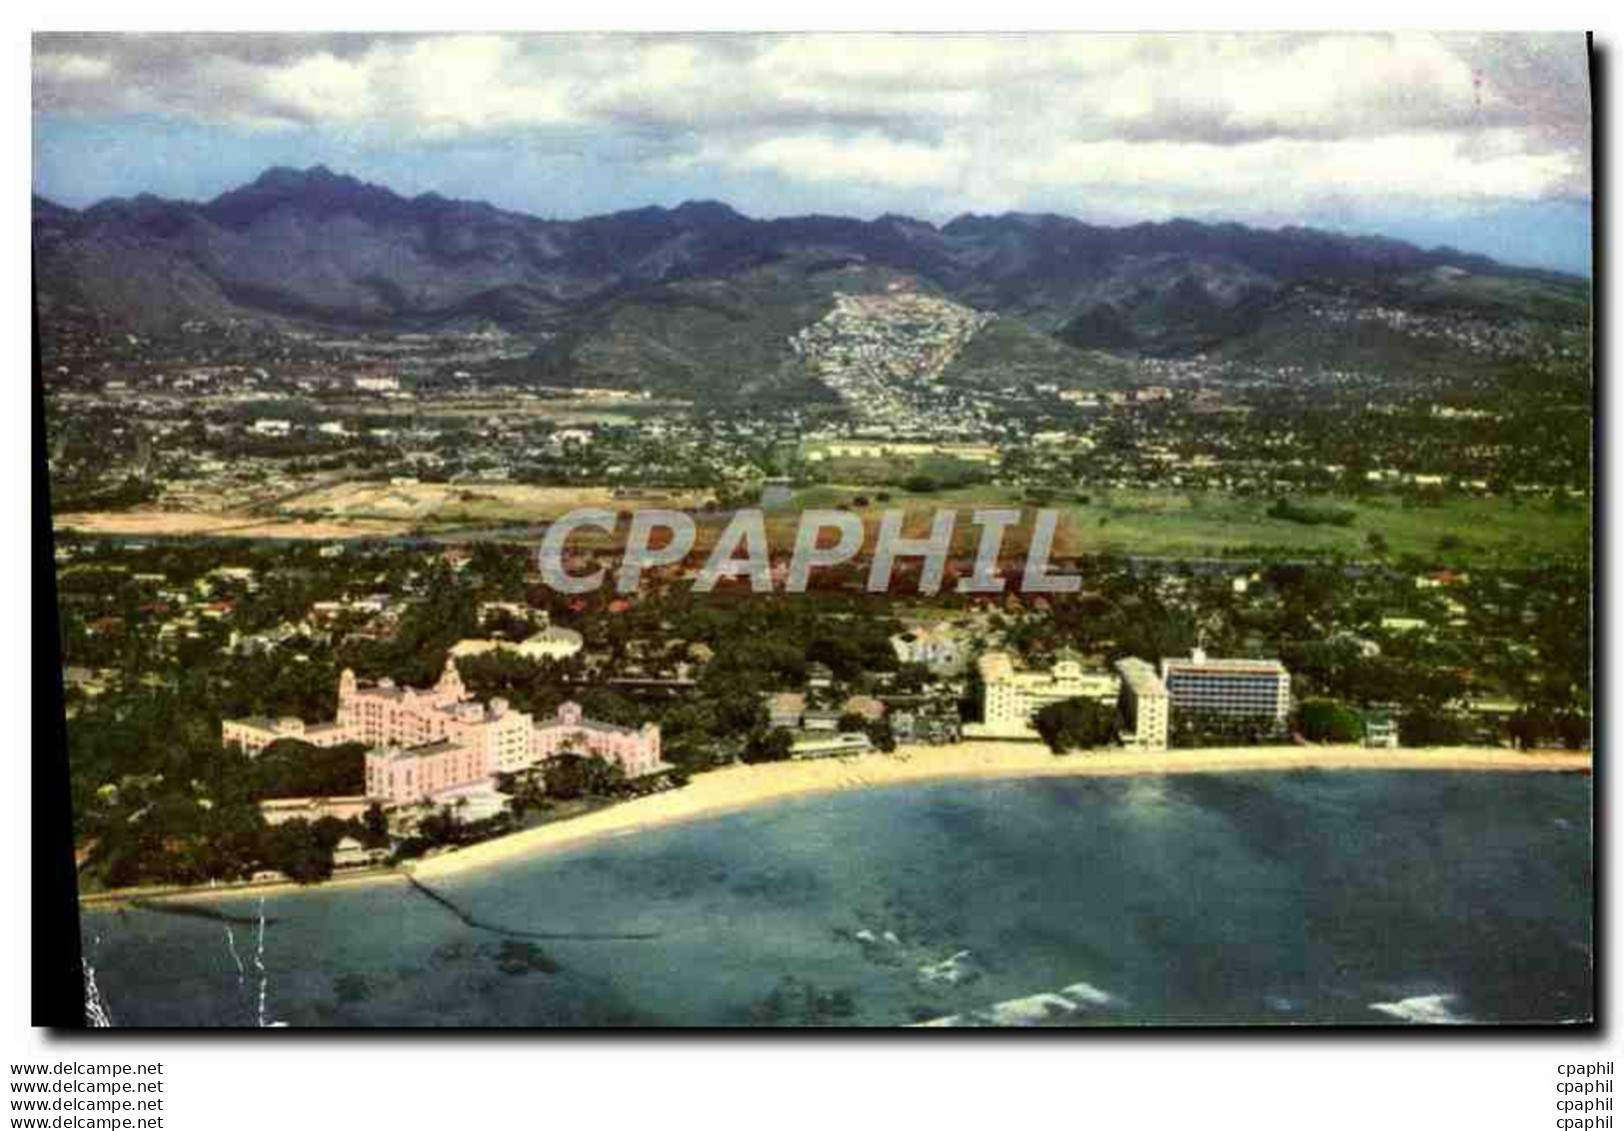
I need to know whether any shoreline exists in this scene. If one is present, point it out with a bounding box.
[83,741,1588,907]
[412,742,1590,884]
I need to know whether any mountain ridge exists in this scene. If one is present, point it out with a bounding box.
[35,164,1578,286]
[34,166,1590,402]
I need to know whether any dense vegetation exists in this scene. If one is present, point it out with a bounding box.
[1033,697,1122,754]
[1297,700,1365,743]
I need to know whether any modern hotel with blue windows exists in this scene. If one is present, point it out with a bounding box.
[1159,649,1292,723]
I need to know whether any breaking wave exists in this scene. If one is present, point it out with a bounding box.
[912,980,1120,1027]
[1369,993,1469,1024]
[917,950,980,988]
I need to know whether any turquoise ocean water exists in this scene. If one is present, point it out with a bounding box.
[79,771,1593,1027]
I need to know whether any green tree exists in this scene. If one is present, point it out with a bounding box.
[1399,708,1473,748]
[260,819,334,885]
[743,726,796,764]
[1033,698,1121,754]
[362,802,390,848]
[542,753,627,800]
[1297,699,1364,744]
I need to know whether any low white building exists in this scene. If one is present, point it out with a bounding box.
[1364,715,1400,749]
[332,836,390,869]
[449,625,584,663]
[791,732,873,759]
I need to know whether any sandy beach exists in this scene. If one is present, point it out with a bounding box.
[81,741,1588,907]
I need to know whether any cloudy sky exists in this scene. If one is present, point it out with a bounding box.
[32,32,1592,272]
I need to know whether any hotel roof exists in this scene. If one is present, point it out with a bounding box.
[535,716,643,738]
[1115,657,1169,695]
[526,625,584,646]
[1160,656,1287,675]
[225,715,282,731]
[372,738,471,762]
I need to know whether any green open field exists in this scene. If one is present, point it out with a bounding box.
[74,474,1584,568]
[759,484,1590,565]
[798,452,993,489]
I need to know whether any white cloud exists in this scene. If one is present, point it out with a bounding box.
[708,132,967,188]
[35,52,111,83]
[30,32,1591,214]
[1007,130,1577,215]
[1102,34,1478,138]
[259,52,378,124]
[391,36,574,133]
[751,33,1007,88]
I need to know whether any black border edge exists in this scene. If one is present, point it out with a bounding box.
[34,262,87,1028]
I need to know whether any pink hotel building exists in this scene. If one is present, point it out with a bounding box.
[223,659,665,808]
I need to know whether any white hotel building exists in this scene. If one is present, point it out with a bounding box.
[1115,658,1170,751]
[976,651,1120,737]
